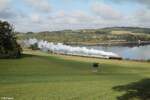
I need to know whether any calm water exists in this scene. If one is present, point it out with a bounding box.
[85,45,150,60]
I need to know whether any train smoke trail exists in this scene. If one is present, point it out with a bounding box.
[24,38,120,58]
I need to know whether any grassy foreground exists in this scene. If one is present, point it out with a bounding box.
[0,50,150,100]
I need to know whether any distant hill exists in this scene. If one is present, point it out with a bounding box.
[17,27,150,44]
[101,27,150,34]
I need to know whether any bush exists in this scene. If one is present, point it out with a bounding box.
[92,63,99,68]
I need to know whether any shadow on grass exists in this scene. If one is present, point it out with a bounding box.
[113,79,150,100]
[0,54,37,59]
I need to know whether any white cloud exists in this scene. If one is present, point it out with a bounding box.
[135,8,150,22]
[24,0,51,12]
[0,0,18,20]
[2,0,150,32]
[91,3,123,20]
[131,8,150,27]
[0,0,11,11]
[111,0,150,7]
[53,11,95,25]
[29,14,41,23]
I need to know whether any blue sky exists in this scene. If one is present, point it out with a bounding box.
[0,0,150,32]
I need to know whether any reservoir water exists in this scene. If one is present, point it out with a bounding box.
[84,45,150,60]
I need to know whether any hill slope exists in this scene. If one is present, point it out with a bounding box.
[17,27,150,44]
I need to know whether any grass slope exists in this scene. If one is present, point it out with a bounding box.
[0,51,150,100]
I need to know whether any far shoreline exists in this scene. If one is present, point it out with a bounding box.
[65,41,150,47]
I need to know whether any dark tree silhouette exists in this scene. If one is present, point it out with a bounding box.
[113,79,150,100]
[0,20,22,58]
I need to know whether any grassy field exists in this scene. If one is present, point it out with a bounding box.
[0,50,150,100]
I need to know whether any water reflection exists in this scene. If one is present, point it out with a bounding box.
[85,45,150,60]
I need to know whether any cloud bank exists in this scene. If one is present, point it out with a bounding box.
[0,0,150,32]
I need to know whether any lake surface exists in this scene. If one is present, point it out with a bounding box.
[84,45,150,60]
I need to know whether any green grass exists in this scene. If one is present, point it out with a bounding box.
[0,51,150,100]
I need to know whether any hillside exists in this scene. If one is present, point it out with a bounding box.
[17,27,150,45]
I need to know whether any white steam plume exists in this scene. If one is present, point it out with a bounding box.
[24,38,120,58]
